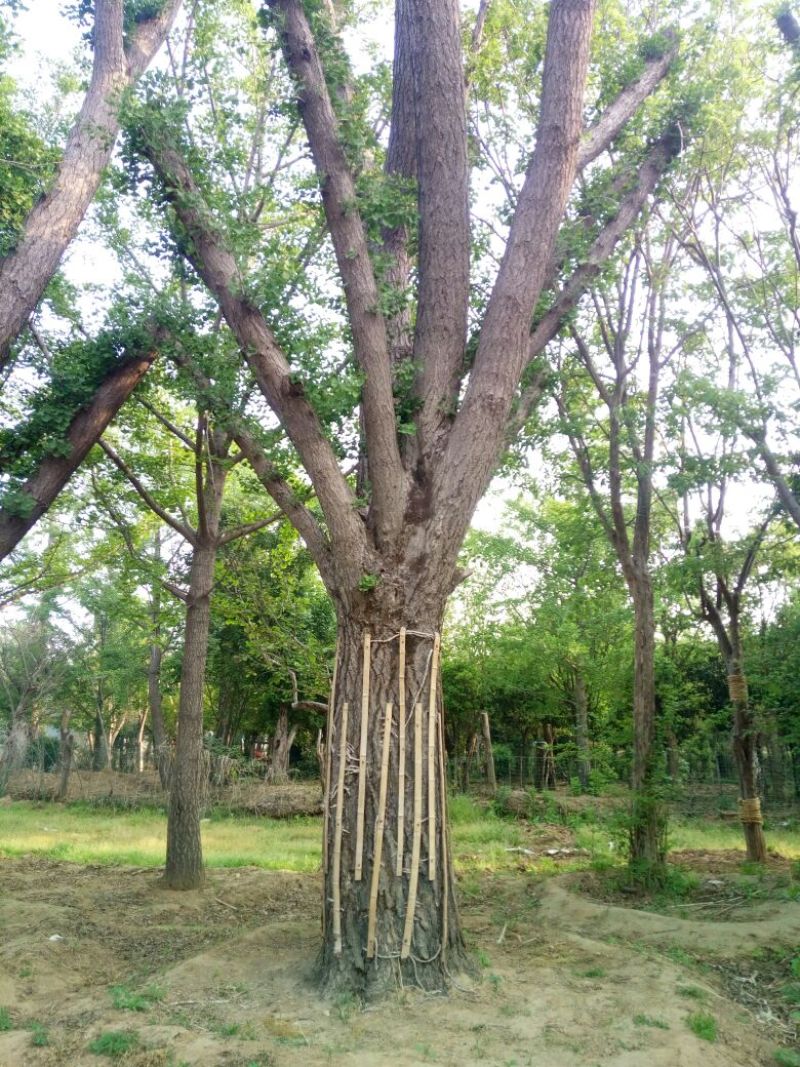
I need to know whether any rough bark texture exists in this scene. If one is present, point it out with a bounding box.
[320,601,464,997]
[728,664,768,864]
[266,706,297,784]
[481,711,497,795]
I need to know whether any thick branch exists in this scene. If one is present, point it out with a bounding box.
[269,0,405,543]
[0,343,160,561]
[577,31,678,170]
[752,434,800,531]
[437,0,596,554]
[141,135,366,572]
[408,0,471,456]
[0,0,182,371]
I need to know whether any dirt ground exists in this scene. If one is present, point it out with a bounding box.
[1,853,798,1067]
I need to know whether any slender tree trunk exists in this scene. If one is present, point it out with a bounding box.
[574,670,591,791]
[136,708,148,774]
[666,729,680,780]
[481,711,497,795]
[320,607,465,997]
[163,540,216,890]
[727,657,767,863]
[628,574,666,878]
[0,701,32,795]
[92,707,110,771]
[55,711,75,802]
[148,641,171,789]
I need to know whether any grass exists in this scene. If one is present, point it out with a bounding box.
[1,796,799,876]
[686,1011,717,1042]
[0,1007,11,1031]
[109,983,164,1012]
[87,1030,140,1057]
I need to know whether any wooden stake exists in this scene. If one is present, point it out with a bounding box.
[437,699,449,964]
[354,632,371,880]
[401,701,423,959]
[427,632,440,881]
[322,636,339,878]
[332,700,349,957]
[366,701,393,958]
[396,626,406,876]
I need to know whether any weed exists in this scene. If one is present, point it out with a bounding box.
[633,1014,669,1030]
[475,948,491,968]
[686,1012,717,1042]
[0,1008,11,1032]
[577,967,606,979]
[109,983,164,1012]
[677,985,708,1001]
[29,1022,49,1047]
[334,992,359,1022]
[487,973,502,992]
[87,1030,141,1057]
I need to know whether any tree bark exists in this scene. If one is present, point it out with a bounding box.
[727,663,767,863]
[574,670,591,791]
[481,711,496,795]
[92,706,110,771]
[628,575,666,874]
[163,538,216,889]
[55,712,75,802]
[320,606,464,997]
[148,641,171,789]
[267,705,297,784]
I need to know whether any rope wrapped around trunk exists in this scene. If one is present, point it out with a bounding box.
[728,673,748,703]
[739,796,763,824]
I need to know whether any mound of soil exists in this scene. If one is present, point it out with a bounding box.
[0,857,793,1066]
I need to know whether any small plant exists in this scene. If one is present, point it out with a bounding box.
[774,1050,800,1066]
[0,1008,12,1032]
[109,983,164,1012]
[475,948,491,969]
[87,1030,141,1057]
[686,1012,717,1042]
[633,1014,669,1030]
[677,985,708,1001]
[29,1022,49,1047]
[578,967,607,979]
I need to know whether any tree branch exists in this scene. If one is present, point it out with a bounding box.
[0,0,182,371]
[98,438,198,546]
[218,511,283,545]
[268,0,405,544]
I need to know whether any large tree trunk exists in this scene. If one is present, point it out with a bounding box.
[628,574,666,879]
[0,710,31,795]
[727,660,767,863]
[320,606,465,998]
[163,540,216,889]
[573,670,591,792]
[55,711,75,802]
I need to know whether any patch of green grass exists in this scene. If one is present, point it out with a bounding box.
[0,1008,12,1031]
[774,1050,800,1066]
[633,1014,669,1030]
[29,1022,49,1047]
[109,983,164,1012]
[87,1030,141,1057]
[686,1011,717,1042]
[577,967,606,979]
[677,984,708,1001]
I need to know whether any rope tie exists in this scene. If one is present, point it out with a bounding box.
[739,797,763,825]
[728,673,748,703]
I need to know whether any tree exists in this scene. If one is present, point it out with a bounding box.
[0,0,689,991]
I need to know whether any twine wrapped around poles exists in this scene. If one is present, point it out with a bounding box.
[728,673,748,703]
[739,796,763,825]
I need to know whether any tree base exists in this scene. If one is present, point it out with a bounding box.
[316,940,472,1001]
[161,869,205,891]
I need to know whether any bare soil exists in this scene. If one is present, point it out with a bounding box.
[0,854,796,1066]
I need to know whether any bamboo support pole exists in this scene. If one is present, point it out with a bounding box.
[396,626,406,876]
[332,700,349,957]
[354,632,371,880]
[437,700,449,964]
[401,700,423,959]
[427,632,440,881]
[322,637,339,879]
[366,701,393,959]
